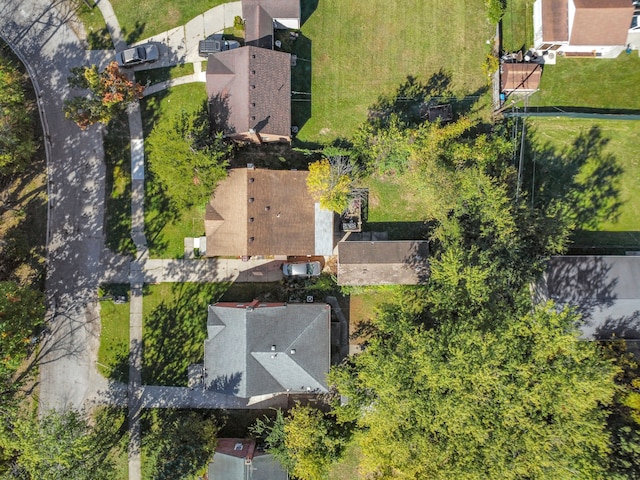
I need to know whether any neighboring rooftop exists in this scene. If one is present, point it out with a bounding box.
[204,301,331,398]
[338,239,430,286]
[208,438,287,480]
[501,63,542,92]
[243,0,301,49]
[539,255,640,340]
[205,168,334,257]
[206,46,291,143]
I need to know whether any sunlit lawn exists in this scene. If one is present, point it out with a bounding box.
[111,0,229,42]
[329,439,362,480]
[98,285,130,383]
[528,55,640,110]
[502,0,534,52]
[527,117,640,249]
[140,84,209,258]
[296,0,494,143]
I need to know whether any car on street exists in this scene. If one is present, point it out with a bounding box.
[116,44,159,68]
[199,34,241,56]
[282,261,322,278]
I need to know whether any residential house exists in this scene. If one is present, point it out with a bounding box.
[337,235,430,286]
[537,255,640,342]
[208,438,287,480]
[533,0,634,58]
[501,63,543,93]
[204,167,334,257]
[204,301,331,399]
[243,0,301,49]
[206,46,292,143]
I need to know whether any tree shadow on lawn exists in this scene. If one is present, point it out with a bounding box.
[142,282,231,386]
[523,124,624,235]
[366,71,488,129]
[104,114,136,256]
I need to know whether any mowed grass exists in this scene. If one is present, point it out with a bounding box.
[98,287,130,383]
[141,84,209,258]
[502,0,534,52]
[529,55,640,110]
[329,439,362,480]
[142,283,230,386]
[111,0,229,41]
[297,0,494,142]
[527,117,640,248]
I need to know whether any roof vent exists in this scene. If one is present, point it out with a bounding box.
[249,177,255,183]
[252,54,256,59]
[290,348,296,355]
[252,70,256,75]
[251,102,256,107]
[251,115,256,121]
[249,217,254,223]
[265,206,270,211]
[249,197,254,203]
[249,237,255,242]
[271,345,276,351]
[251,85,256,89]
[234,443,244,451]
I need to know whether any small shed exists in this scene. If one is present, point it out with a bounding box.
[501,63,542,93]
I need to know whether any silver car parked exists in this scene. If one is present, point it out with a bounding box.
[282,261,322,278]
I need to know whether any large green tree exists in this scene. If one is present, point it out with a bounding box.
[146,107,231,209]
[330,303,617,479]
[0,55,37,177]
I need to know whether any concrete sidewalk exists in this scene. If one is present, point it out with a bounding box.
[142,258,285,283]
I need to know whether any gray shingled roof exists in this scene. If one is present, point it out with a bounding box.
[540,256,640,340]
[209,439,287,480]
[206,46,291,139]
[338,240,430,286]
[204,303,331,398]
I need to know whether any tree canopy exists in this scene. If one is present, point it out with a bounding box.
[306,156,357,213]
[63,62,144,129]
[0,55,37,177]
[146,106,231,209]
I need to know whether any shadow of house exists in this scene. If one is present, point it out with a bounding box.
[204,300,331,401]
[533,0,634,58]
[243,0,300,49]
[204,167,335,257]
[337,233,430,286]
[208,438,287,480]
[206,46,292,143]
[538,255,640,340]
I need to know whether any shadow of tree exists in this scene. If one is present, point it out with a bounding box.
[142,283,231,386]
[523,124,623,233]
[122,21,146,45]
[208,372,243,395]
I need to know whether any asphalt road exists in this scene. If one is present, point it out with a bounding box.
[0,0,123,411]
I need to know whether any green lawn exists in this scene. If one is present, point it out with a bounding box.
[141,84,209,258]
[527,117,640,250]
[111,0,229,42]
[135,64,195,87]
[362,177,430,239]
[98,285,131,383]
[529,55,640,110]
[75,2,112,49]
[329,439,362,480]
[142,283,230,386]
[296,0,494,143]
[502,0,534,52]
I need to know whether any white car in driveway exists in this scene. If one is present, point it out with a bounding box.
[282,261,322,278]
[116,44,159,68]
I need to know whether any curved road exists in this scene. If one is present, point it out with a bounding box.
[0,0,125,411]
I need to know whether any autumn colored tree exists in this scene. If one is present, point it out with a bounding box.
[306,156,357,213]
[63,61,144,129]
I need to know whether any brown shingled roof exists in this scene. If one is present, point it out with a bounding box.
[206,46,291,139]
[242,0,301,48]
[542,0,569,42]
[501,63,542,92]
[205,168,316,256]
[570,0,633,46]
